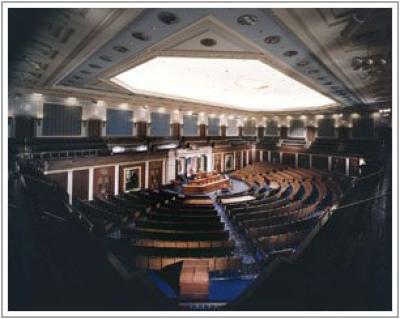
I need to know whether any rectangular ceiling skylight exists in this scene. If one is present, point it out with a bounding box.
[111,56,337,111]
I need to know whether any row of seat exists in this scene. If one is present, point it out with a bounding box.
[135,256,242,272]
[71,189,176,235]
[128,194,240,270]
[223,163,342,258]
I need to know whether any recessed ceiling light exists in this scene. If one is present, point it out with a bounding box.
[237,14,258,26]
[264,35,280,44]
[158,11,178,25]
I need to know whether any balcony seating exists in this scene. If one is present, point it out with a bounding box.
[259,136,280,149]
[310,138,340,153]
[281,138,307,149]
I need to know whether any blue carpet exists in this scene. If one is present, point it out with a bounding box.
[209,278,255,301]
[147,271,177,299]
[148,270,254,302]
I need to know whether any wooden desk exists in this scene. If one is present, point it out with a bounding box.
[182,177,230,195]
[184,198,214,205]
[220,195,256,205]
[179,259,209,300]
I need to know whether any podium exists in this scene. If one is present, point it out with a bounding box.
[179,259,209,300]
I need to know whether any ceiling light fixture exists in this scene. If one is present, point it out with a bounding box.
[237,14,258,26]
[111,56,336,111]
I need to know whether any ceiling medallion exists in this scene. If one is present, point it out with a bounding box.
[132,32,150,41]
[237,14,258,26]
[200,38,217,47]
[264,35,280,44]
[113,46,129,53]
[99,55,112,62]
[89,64,102,69]
[283,50,298,57]
[158,11,178,25]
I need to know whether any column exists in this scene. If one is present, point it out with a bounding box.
[162,159,166,184]
[241,151,244,167]
[114,164,120,195]
[309,154,313,169]
[67,170,73,205]
[328,156,332,171]
[167,149,176,182]
[268,151,271,162]
[246,150,249,165]
[295,153,299,168]
[260,150,263,162]
[145,161,149,188]
[345,157,350,176]
[233,152,237,170]
[220,153,224,173]
[88,167,94,200]
[279,152,283,164]
[207,154,212,172]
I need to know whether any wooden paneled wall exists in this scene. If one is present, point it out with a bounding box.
[136,122,148,138]
[171,123,181,139]
[88,119,102,138]
[220,126,227,137]
[47,172,68,192]
[73,169,89,200]
[199,124,206,137]
[149,160,163,190]
[280,126,288,139]
[257,127,264,139]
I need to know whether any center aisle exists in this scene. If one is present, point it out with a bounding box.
[208,178,259,275]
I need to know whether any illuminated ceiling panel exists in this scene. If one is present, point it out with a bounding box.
[111,56,338,111]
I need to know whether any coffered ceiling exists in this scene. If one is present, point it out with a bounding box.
[8,7,392,114]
